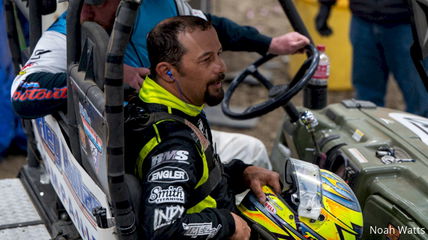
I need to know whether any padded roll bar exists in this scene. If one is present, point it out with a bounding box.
[105,0,141,239]
[67,0,84,164]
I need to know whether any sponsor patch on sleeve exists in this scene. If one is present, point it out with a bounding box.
[148,166,189,183]
[18,62,36,75]
[153,205,185,230]
[182,222,222,239]
[151,150,189,168]
[149,186,185,204]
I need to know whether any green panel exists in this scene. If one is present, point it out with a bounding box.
[271,102,428,236]
[363,195,426,240]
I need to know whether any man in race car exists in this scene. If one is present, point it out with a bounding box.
[127,15,282,240]
[10,0,308,170]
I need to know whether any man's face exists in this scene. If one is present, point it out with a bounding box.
[174,27,226,106]
[80,0,120,32]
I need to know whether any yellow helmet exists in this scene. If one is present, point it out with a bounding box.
[238,159,363,240]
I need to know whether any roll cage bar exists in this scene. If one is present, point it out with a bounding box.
[67,0,141,238]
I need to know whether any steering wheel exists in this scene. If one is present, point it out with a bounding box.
[221,44,319,120]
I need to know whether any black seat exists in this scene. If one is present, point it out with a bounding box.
[125,174,142,226]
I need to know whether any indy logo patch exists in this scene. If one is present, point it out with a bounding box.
[153,205,185,230]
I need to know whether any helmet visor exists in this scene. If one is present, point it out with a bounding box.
[286,159,322,220]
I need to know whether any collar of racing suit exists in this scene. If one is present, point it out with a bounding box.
[134,76,224,214]
[139,76,204,117]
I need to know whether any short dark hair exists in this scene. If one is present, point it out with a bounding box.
[147,16,213,77]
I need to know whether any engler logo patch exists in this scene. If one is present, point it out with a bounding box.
[148,166,189,183]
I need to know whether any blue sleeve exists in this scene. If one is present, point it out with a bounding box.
[48,11,67,35]
[12,72,67,119]
[206,14,272,55]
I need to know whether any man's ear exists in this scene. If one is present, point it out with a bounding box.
[156,62,175,83]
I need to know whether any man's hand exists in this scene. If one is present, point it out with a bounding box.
[230,212,251,240]
[123,64,150,91]
[243,166,281,204]
[315,4,333,36]
[268,32,310,55]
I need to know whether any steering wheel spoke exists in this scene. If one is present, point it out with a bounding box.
[268,84,289,98]
[251,69,273,89]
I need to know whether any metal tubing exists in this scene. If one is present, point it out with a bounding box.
[13,0,30,19]
[5,0,22,73]
[28,0,41,52]
[66,0,84,164]
[105,0,141,239]
[277,0,313,43]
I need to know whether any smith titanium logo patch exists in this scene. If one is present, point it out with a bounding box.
[151,150,189,167]
[154,205,185,230]
[148,166,189,183]
[149,186,185,204]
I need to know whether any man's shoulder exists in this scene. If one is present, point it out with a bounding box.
[125,106,198,156]
[125,101,195,137]
[47,11,67,35]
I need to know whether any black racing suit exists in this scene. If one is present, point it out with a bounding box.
[124,77,250,239]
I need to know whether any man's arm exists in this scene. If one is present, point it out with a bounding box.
[12,72,67,118]
[223,159,252,194]
[139,137,237,240]
[224,160,281,204]
[11,30,68,119]
[206,14,271,55]
[11,30,143,118]
[206,14,309,55]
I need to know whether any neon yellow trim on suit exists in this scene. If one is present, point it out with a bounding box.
[136,76,217,212]
[137,136,159,178]
[195,147,209,189]
[136,124,162,178]
[187,195,217,214]
[189,145,216,212]
[139,76,204,117]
